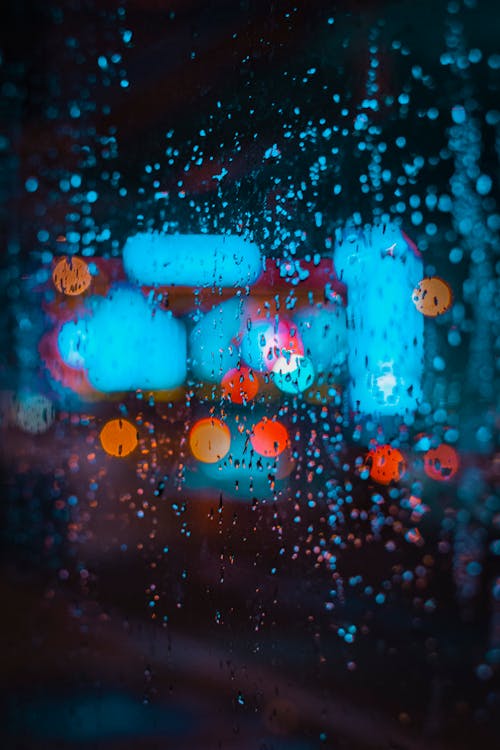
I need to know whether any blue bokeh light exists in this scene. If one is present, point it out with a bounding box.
[334,223,424,416]
[123,233,262,288]
[57,286,187,391]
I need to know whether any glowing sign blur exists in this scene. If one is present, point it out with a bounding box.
[123,233,262,288]
[293,303,347,373]
[335,223,424,416]
[56,286,187,392]
[189,298,243,383]
[42,240,426,424]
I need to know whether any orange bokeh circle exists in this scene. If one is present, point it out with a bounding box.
[367,444,406,485]
[189,417,231,463]
[424,443,459,481]
[221,366,259,404]
[412,277,452,317]
[52,256,92,296]
[250,418,289,458]
[100,418,138,457]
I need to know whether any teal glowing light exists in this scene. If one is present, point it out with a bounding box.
[189,298,243,382]
[293,304,347,373]
[58,319,90,369]
[271,354,315,394]
[334,223,424,416]
[123,233,262,288]
[57,286,186,392]
[240,318,294,372]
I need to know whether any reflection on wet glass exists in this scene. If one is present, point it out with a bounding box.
[0,0,498,748]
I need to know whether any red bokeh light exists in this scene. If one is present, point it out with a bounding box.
[250,418,289,458]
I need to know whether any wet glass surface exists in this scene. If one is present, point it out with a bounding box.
[0,1,499,748]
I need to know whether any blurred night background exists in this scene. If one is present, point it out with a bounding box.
[0,1,499,749]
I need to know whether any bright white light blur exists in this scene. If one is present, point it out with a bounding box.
[272,354,315,394]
